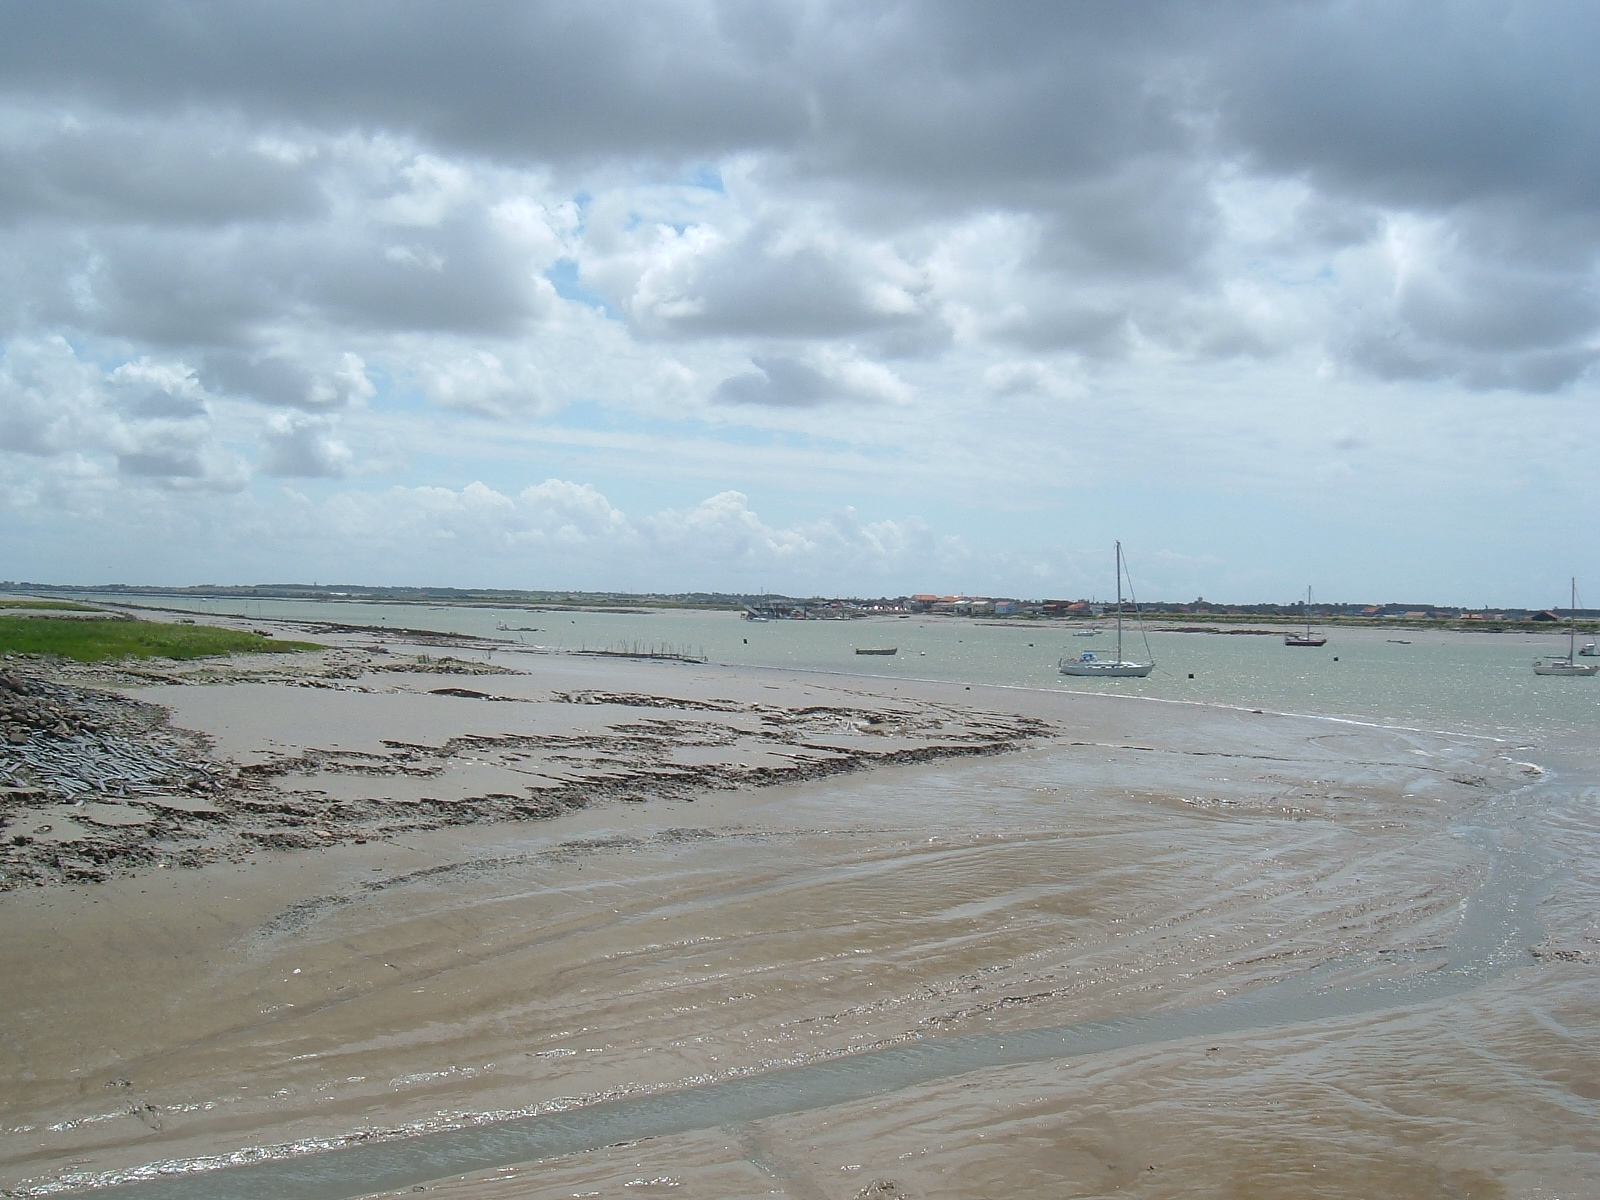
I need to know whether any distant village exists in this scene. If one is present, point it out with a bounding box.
[740,595,1588,622]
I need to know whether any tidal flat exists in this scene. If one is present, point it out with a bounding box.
[1,622,1597,1198]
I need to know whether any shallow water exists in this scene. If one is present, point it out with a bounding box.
[86,594,1600,743]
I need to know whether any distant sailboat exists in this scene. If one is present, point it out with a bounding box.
[1533,579,1599,677]
[1284,587,1328,647]
[1060,543,1154,677]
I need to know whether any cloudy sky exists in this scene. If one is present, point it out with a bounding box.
[2,1,1598,604]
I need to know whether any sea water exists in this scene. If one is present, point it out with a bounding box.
[86,595,1600,744]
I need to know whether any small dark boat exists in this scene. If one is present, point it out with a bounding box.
[855,647,898,655]
[1284,634,1328,647]
[1285,586,1327,647]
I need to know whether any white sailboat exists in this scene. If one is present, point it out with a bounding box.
[1284,586,1328,647]
[1533,578,1599,677]
[1060,542,1154,678]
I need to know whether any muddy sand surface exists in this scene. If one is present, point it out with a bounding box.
[2,636,1596,1197]
[1,645,1047,890]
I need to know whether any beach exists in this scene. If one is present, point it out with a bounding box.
[2,622,1598,1197]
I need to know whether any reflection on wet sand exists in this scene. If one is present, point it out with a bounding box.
[1,638,1596,1198]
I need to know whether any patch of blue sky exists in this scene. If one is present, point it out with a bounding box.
[361,365,431,415]
[57,333,145,379]
[687,164,725,193]
[546,258,619,319]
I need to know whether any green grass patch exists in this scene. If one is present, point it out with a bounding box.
[0,597,102,611]
[0,616,321,662]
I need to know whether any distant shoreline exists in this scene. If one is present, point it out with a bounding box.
[7,586,1598,637]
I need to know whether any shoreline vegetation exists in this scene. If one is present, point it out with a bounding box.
[0,598,101,612]
[0,615,321,663]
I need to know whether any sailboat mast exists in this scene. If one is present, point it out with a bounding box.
[1115,541,1124,661]
[1571,577,1578,664]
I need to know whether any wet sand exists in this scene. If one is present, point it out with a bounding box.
[0,644,1047,889]
[2,634,1596,1197]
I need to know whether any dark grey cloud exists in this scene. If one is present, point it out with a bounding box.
[626,221,938,343]
[204,350,373,410]
[785,1,1201,197]
[45,227,295,347]
[113,431,249,490]
[713,349,910,407]
[4,3,1593,218]
[714,355,837,408]
[0,0,1597,396]
[1215,1,1600,213]
[313,214,548,337]
[993,299,1131,357]
[0,189,551,418]
[204,352,327,409]
[0,2,1207,182]
[0,1,809,164]
[1343,268,1600,394]
[0,121,322,227]
[1028,159,1220,281]
[714,353,911,408]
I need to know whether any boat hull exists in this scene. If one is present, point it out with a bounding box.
[1284,636,1327,647]
[1060,661,1153,678]
[854,648,898,655]
[1533,660,1599,676]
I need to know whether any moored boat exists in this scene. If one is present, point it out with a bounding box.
[1060,543,1153,678]
[1285,587,1328,647]
[1533,579,1599,677]
[1060,650,1153,678]
[855,647,898,655]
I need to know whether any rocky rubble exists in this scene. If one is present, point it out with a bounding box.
[1,663,225,887]
[1,668,96,744]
